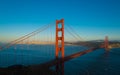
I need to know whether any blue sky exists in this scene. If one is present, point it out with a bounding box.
[0,0,120,42]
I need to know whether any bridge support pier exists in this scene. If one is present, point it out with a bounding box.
[56,62,64,75]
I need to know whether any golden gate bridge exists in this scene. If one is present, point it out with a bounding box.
[0,19,109,75]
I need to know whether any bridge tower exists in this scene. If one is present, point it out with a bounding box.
[56,19,64,59]
[104,36,109,51]
[55,19,64,75]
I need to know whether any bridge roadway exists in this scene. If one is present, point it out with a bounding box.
[29,47,101,70]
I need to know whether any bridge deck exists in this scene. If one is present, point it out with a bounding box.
[29,47,100,70]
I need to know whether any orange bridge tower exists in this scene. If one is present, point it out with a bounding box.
[104,36,109,51]
[55,19,64,59]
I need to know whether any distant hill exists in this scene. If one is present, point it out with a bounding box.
[65,40,120,48]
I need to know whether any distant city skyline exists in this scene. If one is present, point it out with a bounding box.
[0,0,120,42]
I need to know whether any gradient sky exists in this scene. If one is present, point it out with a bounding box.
[0,0,120,42]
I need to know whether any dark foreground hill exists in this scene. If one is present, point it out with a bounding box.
[0,65,56,75]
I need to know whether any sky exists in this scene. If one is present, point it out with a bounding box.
[0,0,120,42]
